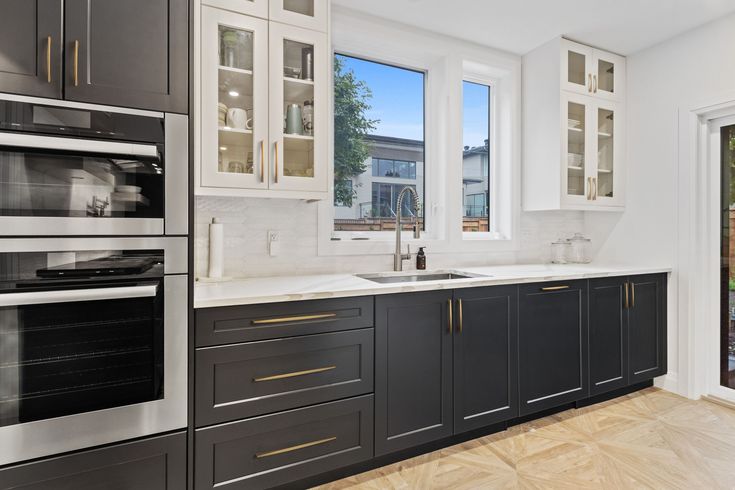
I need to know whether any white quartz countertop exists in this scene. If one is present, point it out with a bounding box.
[194,264,672,309]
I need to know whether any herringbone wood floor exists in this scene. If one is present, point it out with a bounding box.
[315,388,735,489]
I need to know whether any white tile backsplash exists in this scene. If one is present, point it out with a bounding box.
[195,196,584,278]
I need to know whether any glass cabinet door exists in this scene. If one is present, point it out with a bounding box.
[200,7,269,189]
[269,0,328,32]
[562,41,593,95]
[563,96,593,203]
[592,102,623,205]
[269,22,327,192]
[592,51,625,101]
[201,0,268,19]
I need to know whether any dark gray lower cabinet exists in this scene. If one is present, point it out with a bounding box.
[453,286,518,432]
[518,280,589,416]
[589,277,629,396]
[196,328,374,426]
[195,396,373,490]
[374,291,453,456]
[0,432,185,490]
[0,0,63,98]
[629,274,667,383]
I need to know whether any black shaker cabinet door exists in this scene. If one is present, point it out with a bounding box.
[64,0,187,113]
[518,281,589,416]
[0,0,62,98]
[453,285,519,433]
[588,276,629,396]
[375,290,453,456]
[629,273,667,383]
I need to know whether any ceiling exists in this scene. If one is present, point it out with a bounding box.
[331,0,735,55]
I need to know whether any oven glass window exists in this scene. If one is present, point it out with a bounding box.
[0,149,164,219]
[0,250,164,427]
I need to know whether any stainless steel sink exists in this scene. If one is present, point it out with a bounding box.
[356,270,487,284]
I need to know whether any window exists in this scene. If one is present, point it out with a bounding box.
[333,54,425,233]
[462,80,491,233]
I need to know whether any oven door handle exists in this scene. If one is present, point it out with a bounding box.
[0,132,159,159]
[0,284,158,307]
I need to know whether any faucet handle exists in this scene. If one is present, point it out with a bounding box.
[406,244,411,256]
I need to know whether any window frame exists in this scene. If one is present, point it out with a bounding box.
[318,9,520,256]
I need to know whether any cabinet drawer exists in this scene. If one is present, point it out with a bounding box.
[196,296,374,346]
[195,395,373,490]
[0,432,185,490]
[196,329,374,426]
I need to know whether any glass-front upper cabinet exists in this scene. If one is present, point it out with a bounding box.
[562,93,622,207]
[562,40,593,95]
[562,39,624,102]
[269,21,327,192]
[200,6,269,189]
[593,101,623,206]
[270,0,328,32]
[202,0,268,19]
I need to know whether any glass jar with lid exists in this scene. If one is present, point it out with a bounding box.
[568,233,591,263]
[550,239,571,264]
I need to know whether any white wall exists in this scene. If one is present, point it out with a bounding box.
[590,12,735,397]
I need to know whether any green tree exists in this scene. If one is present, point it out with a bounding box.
[333,55,378,207]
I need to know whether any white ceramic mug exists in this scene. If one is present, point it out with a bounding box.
[227,108,253,130]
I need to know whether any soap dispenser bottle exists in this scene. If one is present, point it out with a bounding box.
[416,247,426,270]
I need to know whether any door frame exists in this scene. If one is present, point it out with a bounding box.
[678,92,735,403]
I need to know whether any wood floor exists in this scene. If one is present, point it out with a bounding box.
[315,388,735,489]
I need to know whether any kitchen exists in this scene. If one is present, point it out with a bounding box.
[0,0,734,489]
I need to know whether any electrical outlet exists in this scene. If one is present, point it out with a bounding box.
[268,230,280,256]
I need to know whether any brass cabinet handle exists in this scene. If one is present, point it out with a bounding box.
[255,436,336,459]
[541,285,570,291]
[457,298,463,334]
[274,141,279,183]
[592,177,598,200]
[46,36,52,83]
[624,282,629,309]
[586,177,592,200]
[588,74,592,92]
[631,283,635,308]
[253,365,336,382]
[260,140,265,183]
[251,312,337,325]
[73,40,79,86]
[593,74,598,93]
[447,299,453,334]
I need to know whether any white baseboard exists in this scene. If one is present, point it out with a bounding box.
[654,372,681,396]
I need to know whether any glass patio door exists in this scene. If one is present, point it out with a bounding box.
[720,121,735,392]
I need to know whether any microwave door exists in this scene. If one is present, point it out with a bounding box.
[0,135,164,236]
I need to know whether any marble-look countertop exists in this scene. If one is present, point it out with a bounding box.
[194,264,672,309]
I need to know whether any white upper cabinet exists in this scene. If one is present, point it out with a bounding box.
[523,37,626,211]
[202,0,269,19]
[196,0,329,199]
[270,0,328,32]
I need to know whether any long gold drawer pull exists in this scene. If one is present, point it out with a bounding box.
[73,40,79,86]
[624,282,629,309]
[631,283,635,308]
[541,285,570,291]
[251,312,337,325]
[253,365,336,383]
[255,436,337,459]
[46,36,52,83]
[458,298,464,334]
[447,299,453,334]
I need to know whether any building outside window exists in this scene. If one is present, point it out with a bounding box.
[462,80,491,232]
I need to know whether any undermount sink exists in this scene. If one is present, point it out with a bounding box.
[356,270,487,284]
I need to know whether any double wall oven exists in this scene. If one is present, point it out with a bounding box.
[0,94,188,466]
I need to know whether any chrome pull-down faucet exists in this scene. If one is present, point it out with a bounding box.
[394,186,421,271]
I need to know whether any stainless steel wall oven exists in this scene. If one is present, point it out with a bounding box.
[0,237,187,466]
[0,94,187,236]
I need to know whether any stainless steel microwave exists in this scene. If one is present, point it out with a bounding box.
[0,94,187,236]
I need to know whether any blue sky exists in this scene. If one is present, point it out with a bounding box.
[337,55,489,148]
